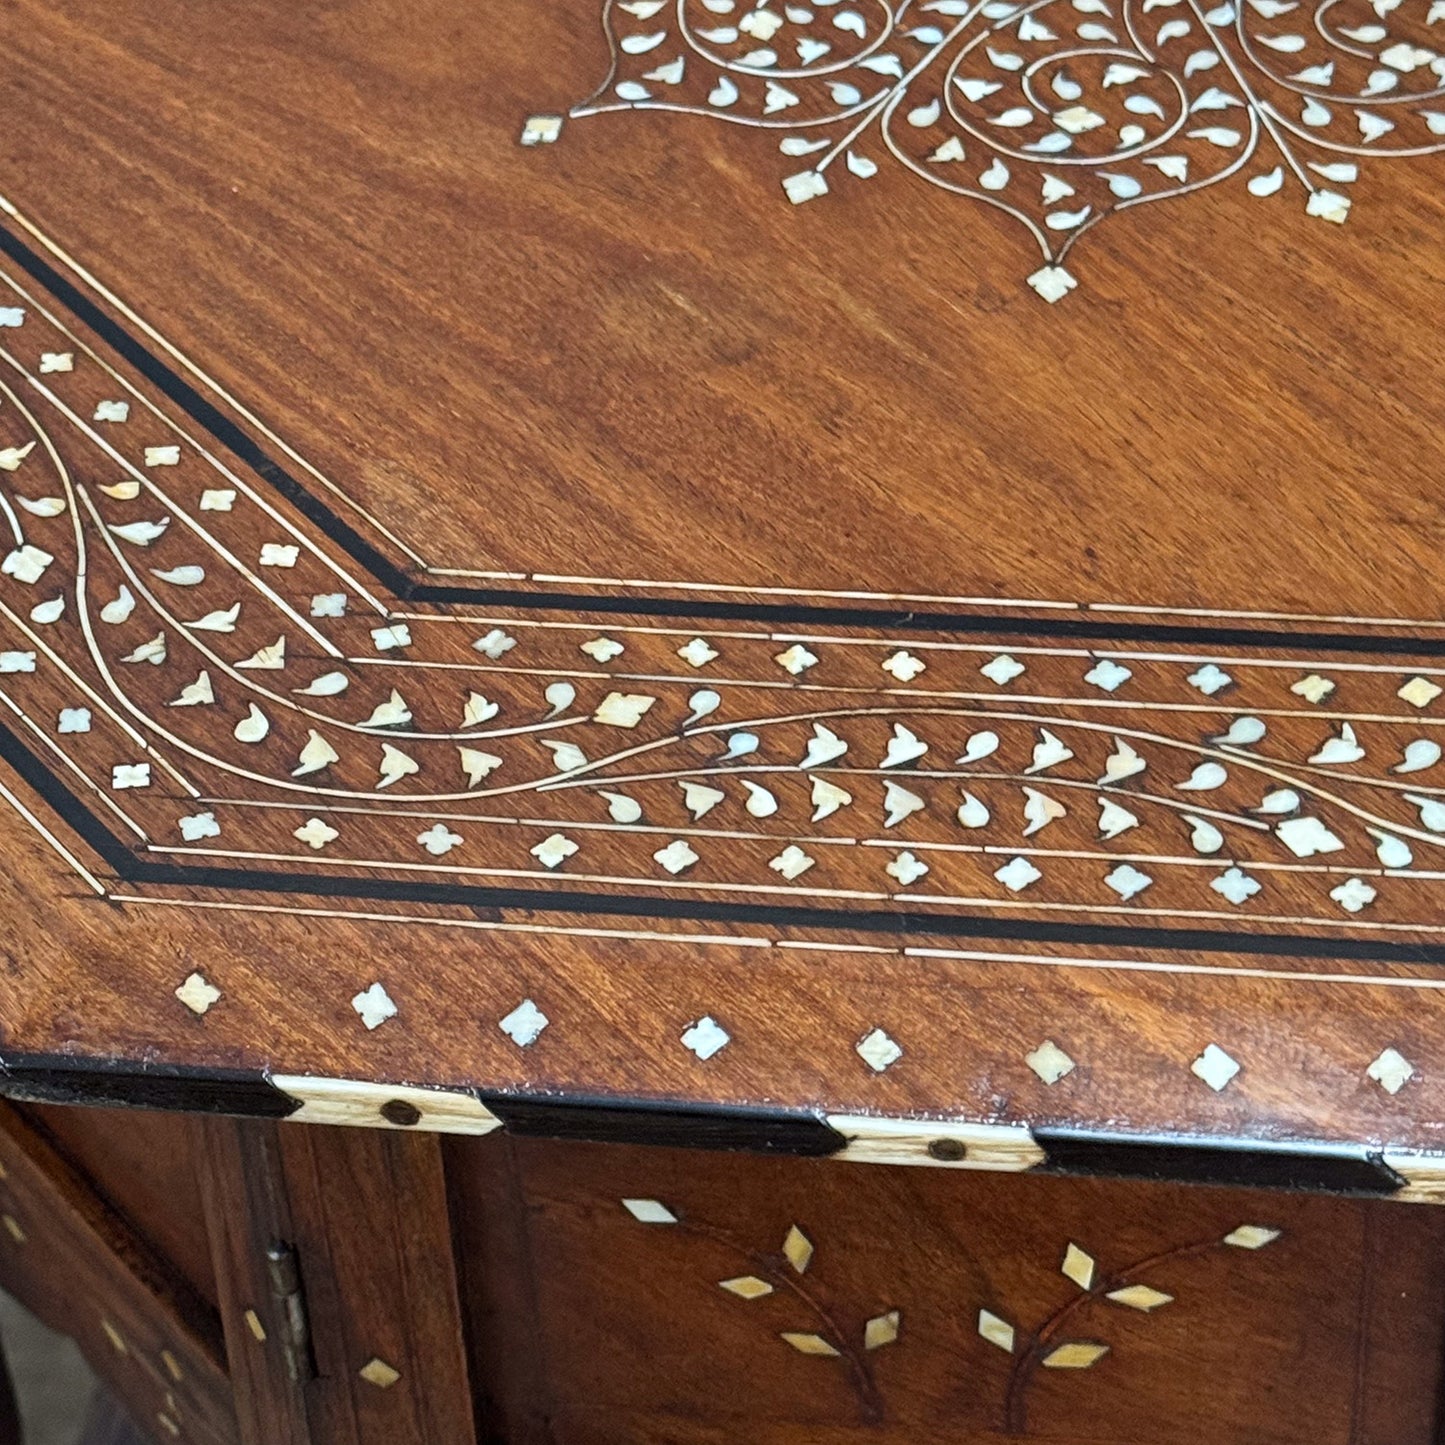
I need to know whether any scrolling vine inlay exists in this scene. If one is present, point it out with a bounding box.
[528,0,1445,298]
[2,197,1445,982]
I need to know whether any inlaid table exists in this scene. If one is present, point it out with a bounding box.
[0,0,1441,1440]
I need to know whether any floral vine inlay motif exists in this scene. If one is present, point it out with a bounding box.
[527,0,1445,298]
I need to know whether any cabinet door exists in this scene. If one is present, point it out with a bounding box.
[450,1135,1445,1445]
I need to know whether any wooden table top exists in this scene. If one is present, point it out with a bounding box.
[0,0,1442,1179]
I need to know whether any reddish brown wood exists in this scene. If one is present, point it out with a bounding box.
[22,1103,218,1311]
[0,18,1440,1439]
[192,1117,312,1445]
[195,1116,480,1445]
[450,1133,1445,1444]
[0,0,1437,1180]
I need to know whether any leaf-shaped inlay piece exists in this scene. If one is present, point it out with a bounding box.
[295,671,350,697]
[685,689,721,725]
[168,671,215,707]
[189,603,241,633]
[362,690,412,728]
[1099,737,1145,783]
[783,1225,814,1273]
[16,495,66,517]
[1022,786,1065,836]
[1308,722,1364,765]
[741,780,778,817]
[601,790,643,823]
[1176,762,1227,791]
[1371,830,1412,869]
[108,517,170,546]
[234,704,270,744]
[459,747,504,786]
[121,633,167,665]
[100,585,136,624]
[543,681,577,718]
[801,723,848,768]
[294,730,340,777]
[1026,728,1074,774]
[881,723,928,768]
[957,790,990,828]
[1214,716,1265,746]
[957,730,999,765]
[680,781,727,819]
[378,743,420,788]
[149,565,205,586]
[463,692,500,726]
[541,739,588,772]
[236,637,286,670]
[1394,739,1441,775]
[1098,797,1139,838]
[811,776,853,821]
[883,780,925,827]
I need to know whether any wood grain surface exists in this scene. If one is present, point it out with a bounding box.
[452,1133,1445,1442]
[0,0,1440,1168]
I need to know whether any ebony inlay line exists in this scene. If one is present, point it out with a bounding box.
[1034,1128,1406,1196]
[0,1051,297,1118]
[480,1092,848,1156]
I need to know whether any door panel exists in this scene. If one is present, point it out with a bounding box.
[450,1135,1445,1444]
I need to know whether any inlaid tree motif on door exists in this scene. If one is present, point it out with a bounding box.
[527,0,1445,299]
[622,1194,1281,1431]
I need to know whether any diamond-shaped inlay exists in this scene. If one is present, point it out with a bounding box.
[1291,673,1335,704]
[977,1309,1015,1353]
[678,637,719,667]
[719,1276,773,1299]
[783,1225,814,1274]
[520,113,564,145]
[1398,676,1443,709]
[1084,659,1131,692]
[1367,1047,1416,1095]
[994,856,1042,892]
[359,1357,401,1389]
[1061,1242,1096,1290]
[499,998,549,1048]
[856,1027,902,1073]
[1223,1225,1280,1250]
[622,1198,678,1224]
[294,817,339,850]
[653,839,700,875]
[1187,663,1232,695]
[681,1015,730,1061]
[174,972,221,1016]
[1191,1043,1240,1092]
[1042,1342,1110,1370]
[781,1331,839,1356]
[981,653,1025,685]
[882,649,926,682]
[1106,1285,1173,1312]
[1104,863,1152,900]
[774,643,818,675]
[1025,1040,1075,1085]
[351,982,397,1031]
[864,1310,901,1350]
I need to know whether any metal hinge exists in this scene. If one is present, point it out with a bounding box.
[265,1240,314,1383]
